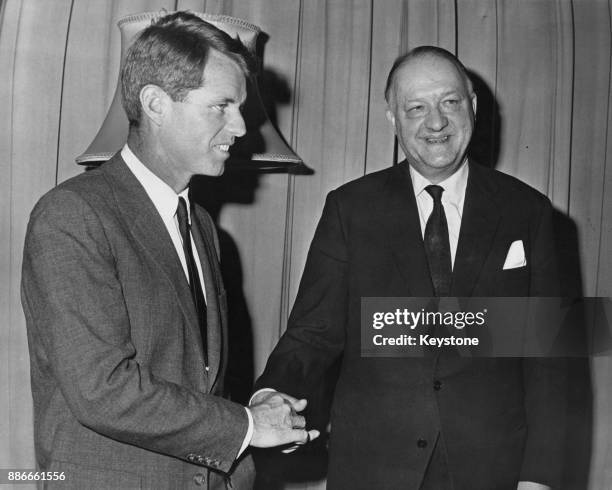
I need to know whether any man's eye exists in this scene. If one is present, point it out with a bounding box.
[407,105,424,114]
[212,104,227,113]
[443,99,459,107]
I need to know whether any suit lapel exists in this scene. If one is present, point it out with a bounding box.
[384,162,435,297]
[451,162,502,296]
[101,156,207,382]
[190,209,224,393]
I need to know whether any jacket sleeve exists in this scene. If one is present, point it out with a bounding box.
[520,196,568,487]
[21,189,247,473]
[256,191,348,399]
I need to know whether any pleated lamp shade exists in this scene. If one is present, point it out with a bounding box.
[76,11,303,170]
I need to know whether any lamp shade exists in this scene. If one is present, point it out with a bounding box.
[76,11,303,170]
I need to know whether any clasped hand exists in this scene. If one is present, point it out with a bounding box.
[249,391,320,450]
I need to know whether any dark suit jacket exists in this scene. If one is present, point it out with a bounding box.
[21,154,254,489]
[256,161,567,490]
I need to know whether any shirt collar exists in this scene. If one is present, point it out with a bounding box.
[409,159,469,208]
[121,144,190,222]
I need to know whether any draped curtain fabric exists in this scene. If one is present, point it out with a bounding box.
[1,1,611,488]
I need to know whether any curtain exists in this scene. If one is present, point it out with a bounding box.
[1,1,611,488]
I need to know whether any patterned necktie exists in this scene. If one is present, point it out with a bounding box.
[176,197,208,368]
[424,185,452,297]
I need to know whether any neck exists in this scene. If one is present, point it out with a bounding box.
[409,158,467,185]
[127,130,188,194]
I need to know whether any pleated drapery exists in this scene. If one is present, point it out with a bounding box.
[1,1,611,488]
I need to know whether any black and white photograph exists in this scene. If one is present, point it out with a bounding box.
[1,1,611,489]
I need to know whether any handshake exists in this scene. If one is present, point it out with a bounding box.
[248,391,320,451]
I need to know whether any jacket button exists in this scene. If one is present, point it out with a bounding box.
[433,380,442,391]
[417,438,428,448]
[193,473,206,486]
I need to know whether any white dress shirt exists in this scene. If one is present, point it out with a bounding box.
[122,145,206,296]
[121,144,253,455]
[408,160,469,269]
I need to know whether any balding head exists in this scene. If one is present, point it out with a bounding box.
[384,46,477,183]
[384,46,473,104]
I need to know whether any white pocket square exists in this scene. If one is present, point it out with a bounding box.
[503,240,526,269]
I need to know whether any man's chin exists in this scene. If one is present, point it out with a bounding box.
[421,148,457,165]
[409,157,463,181]
[421,150,466,171]
[199,160,226,177]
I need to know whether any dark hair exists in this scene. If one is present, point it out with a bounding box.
[384,46,473,102]
[121,11,254,127]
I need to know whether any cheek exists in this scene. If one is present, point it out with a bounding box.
[184,125,213,148]
[197,118,224,143]
[397,120,420,139]
[453,112,473,132]
[457,123,474,143]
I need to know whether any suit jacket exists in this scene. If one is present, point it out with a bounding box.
[21,154,254,489]
[256,161,567,490]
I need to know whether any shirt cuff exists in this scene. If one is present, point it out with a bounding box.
[239,388,277,454]
[249,388,276,406]
[237,407,254,457]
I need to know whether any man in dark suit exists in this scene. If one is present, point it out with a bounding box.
[253,47,566,489]
[21,12,316,489]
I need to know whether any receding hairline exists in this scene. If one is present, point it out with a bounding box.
[384,48,474,103]
[194,48,248,107]
[200,47,247,81]
[120,11,254,128]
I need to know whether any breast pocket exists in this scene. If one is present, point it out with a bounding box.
[498,266,530,295]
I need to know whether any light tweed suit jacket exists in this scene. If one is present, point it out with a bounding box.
[21,154,254,489]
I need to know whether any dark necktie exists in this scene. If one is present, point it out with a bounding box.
[424,185,452,297]
[176,197,208,369]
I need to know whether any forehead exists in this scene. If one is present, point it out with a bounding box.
[392,55,468,100]
[197,49,247,101]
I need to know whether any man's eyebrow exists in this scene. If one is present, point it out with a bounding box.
[399,98,427,108]
[208,96,248,110]
[212,97,236,104]
[441,90,464,97]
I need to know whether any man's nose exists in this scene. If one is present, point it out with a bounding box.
[228,110,247,138]
[425,106,448,131]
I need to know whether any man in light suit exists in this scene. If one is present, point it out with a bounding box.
[21,12,316,489]
[253,47,566,489]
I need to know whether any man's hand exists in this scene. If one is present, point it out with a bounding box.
[249,391,320,448]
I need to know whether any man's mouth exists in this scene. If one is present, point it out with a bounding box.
[424,136,450,144]
[214,144,231,153]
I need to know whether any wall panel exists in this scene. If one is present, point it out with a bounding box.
[1,1,611,488]
[457,0,499,169]
[287,0,373,310]
[365,0,402,174]
[570,1,611,297]
[497,1,559,192]
[0,0,23,471]
[2,0,75,474]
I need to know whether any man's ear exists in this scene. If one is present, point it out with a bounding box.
[139,85,168,126]
[385,109,396,132]
[470,92,477,118]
